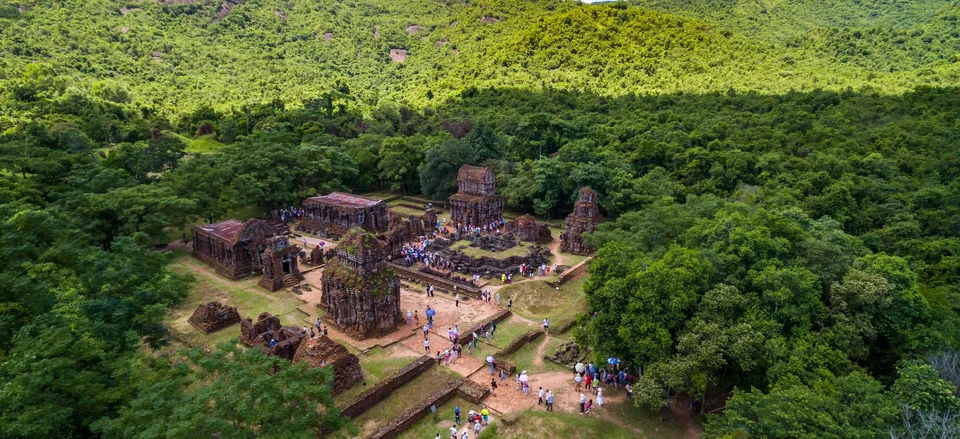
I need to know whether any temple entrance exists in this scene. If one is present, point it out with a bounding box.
[282,258,291,274]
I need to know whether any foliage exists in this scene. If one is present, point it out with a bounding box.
[94,342,343,439]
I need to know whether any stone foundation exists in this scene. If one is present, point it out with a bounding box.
[504,214,551,243]
[187,301,241,334]
[293,336,363,395]
[341,355,434,418]
[561,187,602,255]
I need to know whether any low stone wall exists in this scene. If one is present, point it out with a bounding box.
[550,256,593,287]
[491,356,518,375]
[457,380,490,403]
[498,330,544,356]
[460,310,512,343]
[390,263,482,298]
[368,378,465,439]
[340,355,434,419]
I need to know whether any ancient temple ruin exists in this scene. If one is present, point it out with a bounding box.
[188,301,241,334]
[239,312,306,360]
[320,228,403,340]
[561,187,603,255]
[381,215,425,257]
[258,236,303,292]
[293,336,364,395]
[299,192,389,238]
[505,214,551,243]
[192,218,280,279]
[449,165,503,228]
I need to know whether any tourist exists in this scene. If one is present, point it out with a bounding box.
[496,292,501,306]
[449,425,457,439]
[437,351,443,365]
[542,318,549,334]
[473,419,481,438]
[625,383,633,399]
[309,327,315,338]
[579,394,587,414]
[499,369,505,382]
[461,430,468,439]
[435,433,440,439]
[507,298,513,310]
[454,405,461,425]
[481,407,489,425]
[489,360,495,375]
[322,326,328,336]
[490,378,497,395]
[414,310,419,324]
[269,338,276,347]
[406,310,413,325]
[584,372,592,393]
[424,324,430,337]
[546,390,555,411]
[315,318,322,333]
[425,338,430,353]
[575,372,583,391]
[585,399,593,414]
[538,387,544,405]
[454,292,460,307]
[597,387,604,407]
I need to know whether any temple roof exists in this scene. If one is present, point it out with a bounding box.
[457,165,494,183]
[338,227,385,257]
[305,192,382,209]
[196,219,245,241]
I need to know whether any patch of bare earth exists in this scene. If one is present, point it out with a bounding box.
[480,16,500,24]
[435,39,448,47]
[406,25,422,35]
[120,26,129,33]
[389,48,408,63]
[373,26,380,39]
[323,31,332,41]
[120,7,140,15]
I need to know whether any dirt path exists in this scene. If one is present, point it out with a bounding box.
[547,238,567,267]
[532,335,550,367]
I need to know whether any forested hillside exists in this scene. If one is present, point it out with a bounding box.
[2,0,960,437]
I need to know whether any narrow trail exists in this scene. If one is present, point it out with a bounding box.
[532,335,550,367]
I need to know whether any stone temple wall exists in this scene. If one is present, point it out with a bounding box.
[293,335,363,395]
[561,187,602,255]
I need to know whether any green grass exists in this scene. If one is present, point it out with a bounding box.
[186,134,226,154]
[505,336,571,375]
[336,347,420,403]
[497,278,587,333]
[164,253,305,350]
[396,396,477,439]
[451,240,533,260]
[335,366,462,438]
[479,407,685,439]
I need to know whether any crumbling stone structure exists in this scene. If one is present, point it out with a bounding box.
[307,245,325,265]
[258,236,303,292]
[504,214,551,243]
[293,336,363,395]
[321,228,403,340]
[449,165,503,228]
[424,236,551,277]
[239,312,306,360]
[299,192,389,238]
[561,187,603,255]
[187,301,241,334]
[382,215,424,257]
[422,205,438,231]
[192,218,279,279]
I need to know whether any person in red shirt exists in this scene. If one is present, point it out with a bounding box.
[584,373,593,392]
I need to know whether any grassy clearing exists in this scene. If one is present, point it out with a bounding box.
[396,396,478,439]
[336,366,462,438]
[478,406,685,439]
[336,346,420,403]
[506,336,571,375]
[451,240,533,260]
[165,253,305,349]
[497,277,587,332]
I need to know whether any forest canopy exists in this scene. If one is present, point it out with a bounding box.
[1,0,960,437]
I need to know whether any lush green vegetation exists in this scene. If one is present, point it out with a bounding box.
[2,0,960,437]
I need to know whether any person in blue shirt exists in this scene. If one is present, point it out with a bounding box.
[454,406,461,425]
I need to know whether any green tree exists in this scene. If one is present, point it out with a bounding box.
[95,342,344,439]
[419,138,476,200]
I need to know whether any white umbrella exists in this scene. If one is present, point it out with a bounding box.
[575,363,585,373]
[486,356,495,363]
[519,372,529,383]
